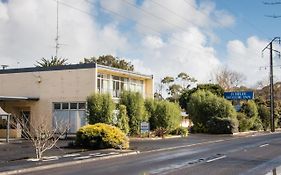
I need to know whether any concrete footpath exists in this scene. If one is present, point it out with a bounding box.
[0,132,272,174]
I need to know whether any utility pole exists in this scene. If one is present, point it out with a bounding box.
[262,37,281,132]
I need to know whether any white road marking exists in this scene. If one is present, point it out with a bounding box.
[42,156,59,162]
[63,153,81,158]
[73,156,92,160]
[206,155,226,163]
[259,143,269,148]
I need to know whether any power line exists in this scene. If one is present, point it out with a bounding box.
[120,0,188,33]
[219,1,270,39]
[183,0,245,39]
[263,1,281,18]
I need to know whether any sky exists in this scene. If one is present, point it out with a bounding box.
[1,0,281,88]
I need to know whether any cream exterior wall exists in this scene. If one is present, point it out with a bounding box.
[0,68,96,128]
[0,66,153,129]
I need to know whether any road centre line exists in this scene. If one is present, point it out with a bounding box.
[206,155,227,163]
[259,143,269,148]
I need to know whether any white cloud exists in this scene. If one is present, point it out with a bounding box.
[225,36,280,87]
[0,0,129,67]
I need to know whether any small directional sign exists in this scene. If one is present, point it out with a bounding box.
[224,91,254,100]
[141,122,150,133]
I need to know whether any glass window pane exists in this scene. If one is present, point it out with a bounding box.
[54,103,61,110]
[70,103,78,109]
[62,103,69,110]
[78,103,86,109]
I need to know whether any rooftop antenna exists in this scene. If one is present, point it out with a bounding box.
[55,0,60,58]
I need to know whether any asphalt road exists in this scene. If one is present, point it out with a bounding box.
[21,133,281,175]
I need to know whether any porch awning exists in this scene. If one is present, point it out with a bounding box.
[0,107,8,116]
[0,96,39,101]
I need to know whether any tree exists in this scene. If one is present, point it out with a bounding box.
[116,105,130,135]
[167,84,182,102]
[214,66,245,90]
[81,55,134,71]
[12,115,68,160]
[87,93,115,125]
[177,72,197,89]
[119,91,146,135]
[35,56,68,67]
[145,99,181,131]
[188,90,238,134]
[179,84,224,112]
[153,101,181,131]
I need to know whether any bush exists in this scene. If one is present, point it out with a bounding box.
[116,105,129,135]
[119,91,146,135]
[239,100,261,131]
[237,112,252,132]
[145,99,181,131]
[87,93,115,124]
[153,101,181,131]
[170,127,189,136]
[207,117,238,134]
[76,123,129,149]
[145,98,157,130]
[187,90,238,134]
[258,104,270,131]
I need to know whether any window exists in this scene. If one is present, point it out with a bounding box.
[54,103,61,110]
[97,73,144,98]
[70,103,78,110]
[53,102,87,133]
[78,103,86,109]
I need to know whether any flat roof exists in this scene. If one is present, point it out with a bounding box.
[0,96,39,101]
[0,63,153,79]
[0,63,96,74]
[97,64,153,79]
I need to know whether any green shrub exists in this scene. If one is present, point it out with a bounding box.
[258,104,270,131]
[170,127,189,136]
[144,99,182,132]
[207,117,238,134]
[87,93,115,124]
[239,100,261,131]
[179,84,224,112]
[240,100,258,119]
[187,90,238,134]
[119,91,146,135]
[237,112,251,132]
[153,101,181,131]
[116,105,130,135]
[145,98,157,130]
[76,123,129,149]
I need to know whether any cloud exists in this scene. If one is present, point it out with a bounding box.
[225,36,281,87]
[0,0,129,67]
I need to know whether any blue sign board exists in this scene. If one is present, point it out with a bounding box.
[224,91,254,100]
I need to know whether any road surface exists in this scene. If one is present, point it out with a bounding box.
[21,133,281,175]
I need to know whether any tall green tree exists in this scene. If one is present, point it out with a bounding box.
[188,90,238,134]
[81,55,134,71]
[35,56,68,67]
[119,91,146,135]
[116,105,130,135]
[179,84,224,112]
[87,93,115,125]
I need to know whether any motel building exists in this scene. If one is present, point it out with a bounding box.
[0,63,153,137]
